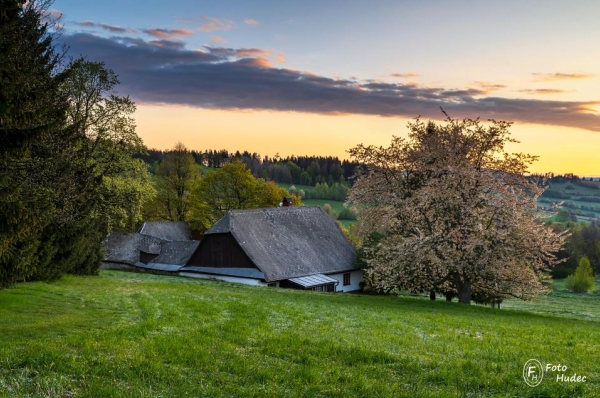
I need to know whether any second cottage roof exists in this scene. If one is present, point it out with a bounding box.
[200,206,356,282]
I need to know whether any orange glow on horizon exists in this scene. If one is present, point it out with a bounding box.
[134,104,600,176]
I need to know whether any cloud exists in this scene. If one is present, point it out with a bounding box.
[46,9,63,19]
[178,16,234,32]
[205,46,271,59]
[76,20,137,34]
[142,28,194,39]
[61,33,600,133]
[41,8,63,29]
[244,19,259,26]
[210,36,227,44]
[532,72,595,81]
[389,72,419,78]
[474,81,506,93]
[519,89,569,95]
[276,52,285,64]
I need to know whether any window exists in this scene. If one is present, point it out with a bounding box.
[268,282,277,287]
[343,272,351,286]
[312,285,327,292]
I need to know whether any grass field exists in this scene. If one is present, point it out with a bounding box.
[539,181,600,220]
[1,272,599,397]
[277,183,357,227]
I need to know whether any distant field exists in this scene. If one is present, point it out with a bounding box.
[278,183,357,226]
[1,271,598,397]
[538,181,600,220]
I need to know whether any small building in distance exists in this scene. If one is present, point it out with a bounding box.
[181,206,361,292]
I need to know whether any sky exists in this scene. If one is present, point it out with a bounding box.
[50,0,600,175]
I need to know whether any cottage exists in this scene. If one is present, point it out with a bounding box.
[102,222,199,274]
[180,206,362,292]
[102,207,362,292]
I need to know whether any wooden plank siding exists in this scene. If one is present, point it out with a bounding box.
[187,233,256,269]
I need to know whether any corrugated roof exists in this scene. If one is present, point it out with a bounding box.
[180,266,265,279]
[203,206,356,282]
[288,273,338,288]
[138,221,191,241]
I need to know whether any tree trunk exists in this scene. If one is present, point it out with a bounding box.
[429,291,436,300]
[453,273,472,304]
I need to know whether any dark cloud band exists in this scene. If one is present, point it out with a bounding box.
[63,33,600,132]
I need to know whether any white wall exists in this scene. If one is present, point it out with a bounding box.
[179,270,361,292]
[328,270,363,292]
[179,272,268,286]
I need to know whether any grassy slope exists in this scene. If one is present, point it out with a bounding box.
[1,272,599,397]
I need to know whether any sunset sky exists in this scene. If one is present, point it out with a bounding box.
[51,0,600,175]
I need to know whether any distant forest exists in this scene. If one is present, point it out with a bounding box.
[136,149,361,186]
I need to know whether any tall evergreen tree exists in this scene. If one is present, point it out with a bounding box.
[0,0,71,287]
[1,1,149,287]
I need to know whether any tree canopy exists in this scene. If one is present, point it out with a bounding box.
[0,1,149,288]
[348,114,566,304]
[188,162,298,232]
[147,142,198,222]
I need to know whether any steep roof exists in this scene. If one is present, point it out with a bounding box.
[103,233,198,267]
[103,233,164,265]
[202,206,356,282]
[138,221,191,241]
[152,241,200,265]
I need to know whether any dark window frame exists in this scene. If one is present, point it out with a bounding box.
[343,272,351,286]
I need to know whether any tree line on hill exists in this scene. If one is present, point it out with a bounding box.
[137,149,360,187]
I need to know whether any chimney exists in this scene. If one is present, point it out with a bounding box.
[282,197,293,207]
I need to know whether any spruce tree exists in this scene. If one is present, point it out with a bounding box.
[0,0,70,287]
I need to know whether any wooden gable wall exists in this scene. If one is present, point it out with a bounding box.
[187,233,255,268]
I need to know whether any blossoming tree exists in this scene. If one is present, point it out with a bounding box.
[348,114,566,304]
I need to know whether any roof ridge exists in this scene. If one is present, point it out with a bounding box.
[228,206,322,214]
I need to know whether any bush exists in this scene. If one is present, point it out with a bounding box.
[565,183,575,190]
[338,206,358,220]
[565,256,595,293]
[551,266,574,279]
[322,203,337,219]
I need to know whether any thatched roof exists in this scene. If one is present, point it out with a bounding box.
[152,241,199,265]
[138,221,191,241]
[103,233,198,268]
[199,206,356,282]
[103,233,164,265]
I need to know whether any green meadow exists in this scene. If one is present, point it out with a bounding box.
[1,271,598,397]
